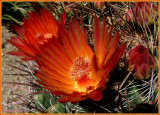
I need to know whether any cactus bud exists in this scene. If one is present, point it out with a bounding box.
[126,2,158,25]
[127,45,155,80]
[135,2,158,25]
[94,2,105,10]
[126,9,134,22]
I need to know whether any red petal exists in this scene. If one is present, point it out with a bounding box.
[93,15,110,66]
[59,95,87,103]
[139,63,148,78]
[58,95,71,103]
[21,56,36,61]
[40,8,59,36]
[59,11,66,25]
[103,32,119,66]
[89,90,102,101]
[7,37,35,56]
[106,44,126,74]
[60,17,93,60]
[7,50,26,56]
[13,25,25,37]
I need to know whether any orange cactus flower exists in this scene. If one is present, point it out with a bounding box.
[127,45,156,80]
[36,15,126,103]
[126,2,158,25]
[7,8,66,60]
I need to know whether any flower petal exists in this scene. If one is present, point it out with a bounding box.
[60,17,94,60]
[106,44,126,74]
[7,37,35,56]
[89,90,102,101]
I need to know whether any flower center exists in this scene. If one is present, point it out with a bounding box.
[69,57,92,81]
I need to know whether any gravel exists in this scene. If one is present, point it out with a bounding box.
[2,26,30,113]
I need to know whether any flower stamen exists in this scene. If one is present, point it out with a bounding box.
[69,57,92,81]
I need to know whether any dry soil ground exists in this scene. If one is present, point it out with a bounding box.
[2,26,31,113]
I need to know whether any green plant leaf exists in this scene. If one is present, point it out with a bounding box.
[2,14,21,23]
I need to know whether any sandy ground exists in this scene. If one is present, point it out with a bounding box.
[2,26,31,113]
